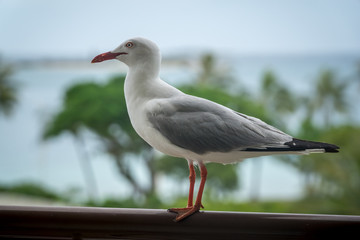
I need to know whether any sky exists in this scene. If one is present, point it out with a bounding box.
[0,0,360,59]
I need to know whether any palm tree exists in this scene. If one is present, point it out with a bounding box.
[313,70,347,127]
[291,69,349,203]
[0,60,17,117]
[197,53,234,88]
[260,70,297,123]
[255,70,298,202]
[296,125,360,214]
[43,76,156,200]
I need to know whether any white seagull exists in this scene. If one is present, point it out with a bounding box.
[92,37,339,221]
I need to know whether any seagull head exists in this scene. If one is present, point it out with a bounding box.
[91,37,160,67]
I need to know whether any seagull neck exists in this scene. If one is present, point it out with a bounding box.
[124,61,182,105]
[127,60,160,83]
[125,60,164,101]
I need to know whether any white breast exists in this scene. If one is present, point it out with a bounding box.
[124,74,187,157]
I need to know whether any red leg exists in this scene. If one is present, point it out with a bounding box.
[169,161,207,222]
[168,160,195,211]
[187,160,196,207]
[194,162,207,208]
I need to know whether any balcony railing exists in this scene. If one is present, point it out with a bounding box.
[0,205,359,239]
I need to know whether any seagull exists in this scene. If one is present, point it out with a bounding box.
[92,37,339,221]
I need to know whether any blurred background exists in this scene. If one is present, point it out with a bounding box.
[0,0,359,214]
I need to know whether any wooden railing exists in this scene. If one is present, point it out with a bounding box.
[0,205,359,239]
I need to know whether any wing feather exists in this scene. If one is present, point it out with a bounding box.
[147,95,292,154]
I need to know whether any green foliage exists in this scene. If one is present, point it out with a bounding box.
[197,53,234,88]
[281,69,357,213]
[305,70,348,127]
[0,182,64,201]
[0,59,17,117]
[3,180,359,215]
[155,156,239,193]
[259,70,298,130]
[206,163,238,191]
[155,156,188,179]
[44,76,137,142]
[43,75,154,197]
[314,70,347,113]
[295,126,360,212]
[261,70,297,114]
[87,193,164,209]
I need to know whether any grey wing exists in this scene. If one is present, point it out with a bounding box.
[146,95,292,155]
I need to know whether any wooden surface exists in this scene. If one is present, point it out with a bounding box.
[0,205,359,239]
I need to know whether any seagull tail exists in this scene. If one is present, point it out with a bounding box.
[242,138,339,153]
[284,138,339,153]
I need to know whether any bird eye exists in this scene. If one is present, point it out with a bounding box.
[125,42,134,48]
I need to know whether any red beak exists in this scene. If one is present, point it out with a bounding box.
[91,51,127,63]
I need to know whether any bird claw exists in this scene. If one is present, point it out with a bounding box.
[168,205,201,222]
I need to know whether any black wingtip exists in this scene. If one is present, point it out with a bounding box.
[285,138,340,153]
[241,138,339,153]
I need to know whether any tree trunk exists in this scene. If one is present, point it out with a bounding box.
[73,134,99,202]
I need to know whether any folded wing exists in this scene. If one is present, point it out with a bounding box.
[146,95,293,155]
